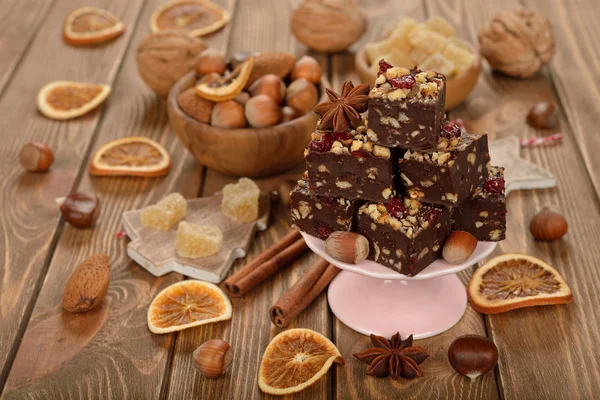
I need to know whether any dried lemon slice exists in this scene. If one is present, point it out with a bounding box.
[258,328,343,395]
[37,81,111,120]
[195,58,253,102]
[89,137,171,177]
[63,7,125,46]
[468,254,573,314]
[148,280,232,334]
[150,0,230,37]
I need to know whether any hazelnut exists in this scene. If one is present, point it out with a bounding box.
[325,231,369,264]
[448,335,498,380]
[281,106,304,123]
[19,142,54,172]
[443,231,477,264]
[195,49,227,76]
[234,91,250,105]
[285,78,318,112]
[59,192,100,229]
[193,339,233,379]
[248,74,286,104]
[245,94,281,128]
[291,55,322,84]
[529,207,568,241]
[526,101,557,129]
[177,87,213,124]
[211,100,246,128]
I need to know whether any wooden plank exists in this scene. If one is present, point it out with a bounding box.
[425,0,600,398]
[0,0,236,398]
[0,0,145,392]
[165,1,332,399]
[0,0,54,94]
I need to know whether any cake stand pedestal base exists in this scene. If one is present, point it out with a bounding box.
[328,271,467,339]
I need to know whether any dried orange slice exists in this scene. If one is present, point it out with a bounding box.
[63,7,125,46]
[148,280,232,334]
[195,58,253,102]
[468,254,573,314]
[89,137,171,177]
[258,328,343,395]
[150,0,230,37]
[37,81,111,120]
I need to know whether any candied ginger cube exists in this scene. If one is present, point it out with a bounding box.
[425,16,455,37]
[176,222,222,258]
[442,42,475,75]
[420,53,456,78]
[221,177,260,222]
[140,192,187,231]
[408,26,447,55]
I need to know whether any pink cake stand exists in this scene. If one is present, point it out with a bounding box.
[301,232,497,339]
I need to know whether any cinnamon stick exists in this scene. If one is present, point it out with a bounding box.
[225,237,308,297]
[270,258,340,328]
[223,230,302,294]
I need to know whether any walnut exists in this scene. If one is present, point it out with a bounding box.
[291,0,366,53]
[136,31,207,96]
[479,8,554,79]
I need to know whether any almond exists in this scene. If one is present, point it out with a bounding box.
[443,231,477,264]
[62,253,110,313]
[325,232,369,264]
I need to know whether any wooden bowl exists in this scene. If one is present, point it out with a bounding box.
[354,45,481,110]
[167,72,327,177]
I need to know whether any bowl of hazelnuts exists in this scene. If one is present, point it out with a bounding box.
[167,50,327,177]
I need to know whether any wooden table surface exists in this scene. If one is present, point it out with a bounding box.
[0,0,599,399]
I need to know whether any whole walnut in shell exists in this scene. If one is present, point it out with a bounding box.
[136,31,207,96]
[479,8,555,79]
[292,0,366,53]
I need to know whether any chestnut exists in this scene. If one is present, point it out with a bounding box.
[245,94,281,128]
[193,339,233,379]
[291,55,322,84]
[448,335,498,380]
[526,101,557,129]
[211,100,246,128]
[285,78,318,113]
[19,142,54,172]
[248,74,286,104]
[195,49,227,76]
[59,192,100,229]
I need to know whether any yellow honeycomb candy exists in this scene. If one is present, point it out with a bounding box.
[175,222,222,258]
[425,16,455,38]
[140,193,187,231]
[221,177,260,222]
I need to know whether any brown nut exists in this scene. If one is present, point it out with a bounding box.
[281,106,304,123]
[291,55,322,84]
[285,78,318,112]
[443,231,477,264]
[248,74,286,104]
[245,94,281,128]
[211,100,246,128]
[529,207,568,241]
[325,231,369,264]
[19,142,54,172]
[526,101,557,129]
[234,91,250,105]
[62,253,110,313]
[177,87,214,124]
[193,339,233,379]
[59,192,100,229]
[448,335,498,380]
[195,49,227,76]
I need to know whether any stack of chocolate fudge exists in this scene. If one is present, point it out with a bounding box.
[290,61,506,276]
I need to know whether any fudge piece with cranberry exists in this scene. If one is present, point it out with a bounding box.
[357,197,452,276]
[367,61,446,151]
[290,179,359,239]
[452,166,506,241]
[305,126,400,202]
[398,123,490,206]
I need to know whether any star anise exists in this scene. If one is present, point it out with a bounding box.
[353,333,429,380]
[312,80,369,133]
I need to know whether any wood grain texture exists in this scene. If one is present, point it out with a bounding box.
[0,0,236,398]
[332,1,497,399]
[426,0,600,398]
[0,0,144,392]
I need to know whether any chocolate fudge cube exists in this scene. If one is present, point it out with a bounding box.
[305,127,399,202]
[367,64,446,151]
[290,180,359,239]
[452,166,507,241]
[398,131,490,206]
[357,197,452,276]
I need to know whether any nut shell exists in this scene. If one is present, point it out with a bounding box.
[325,231,369,264]
[443,231,477,264]
[245,52,296,88]
[177,87,214,123]
[249,74,286,104]
[211,100,246,128]
[448,335,498,380]
[193,339,233,379]
[291,56,322,84]
[195,49,227,76]
[62,253,110,313]
[286,78,318,113]
[19,142,54,172]
[529,207,568,241]
[245,95,281,128]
